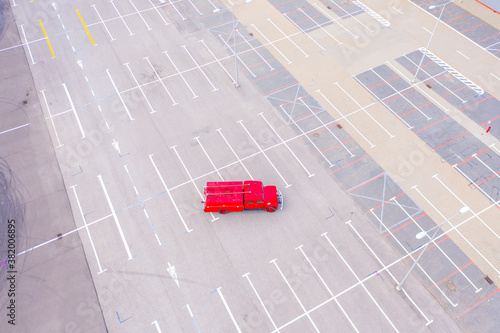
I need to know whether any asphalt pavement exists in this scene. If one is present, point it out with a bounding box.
[1,0,500,332]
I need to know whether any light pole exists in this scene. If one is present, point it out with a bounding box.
[396,206,469,291]
[232,4,240,88]
[213,0,252,88]
[412,0,454,83]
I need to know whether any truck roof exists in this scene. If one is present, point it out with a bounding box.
[243,181,264,201]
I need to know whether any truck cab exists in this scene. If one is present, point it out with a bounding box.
[243,181,278,212]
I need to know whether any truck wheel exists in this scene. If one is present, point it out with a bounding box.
[266,207,276,213]
[219,209,229,214]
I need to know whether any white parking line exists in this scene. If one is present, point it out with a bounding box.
[163,51,198,98]
[334,82,395,138]
[432,175,500,277]
[172,114,381,191]
[369,68,432,120]
[16,212,114,259]
[242,273,279,331]
[70,185,107,274]
[456,50,470,60]
[453,164,500,207]
[143,56,178,106]
[384,60,412,81]
[124,62,156,113]
[98,174,134,260]
[391,196,481,293]
[296,245,360,332]
[345,222,433,326]
[393,6,404,14]
[216,287,242,333]
[270,258,320,332]
[124,165,163,245]
[217,128,254,179]
[187,0,203,15]
[432,174,500,241]
[167,109,406,193]
[403,55,467,103]
[110,42,449,132]
[194,136,224,180]
[415,181,500,277]
[92,4,116,41]
[485,40,500,52]
[0,123,30,136]
[259,113,314,177]
[298,97,355,157]
[279,103,334,167]
[284,13,326,51]
[148,0,169,25]
[58,15,76,53]
[183,303,201,332]
[491,144,500,155]
[266,18,309,57]
[206,0,219,11]
[315,89,375,148]
[409,1,499,62]
[313,3,358,39]
[322,233,400,332]
[84,75,111,129]
[416,48,485,96]
[369,207,458,306]
[250,24,292,65]
[128,0,152,30]
[170,145,218,221]
[339,67,450,129]
[330,0,373,32]
[19,24,35,64]
[299,8,341,45]
[149,154,193,233]
[168,0,186,20]
[353,75,414,129]
[430,199,500,278]
[473,154,500,184]
[218,34,257,78]
[47,108,76,119]
[182,45,218,91]
[236,30,275,71]
[385,61,450,112]
[19,191,500,333]
[238,120,291,187]
[296,245,333,296]
[62,83,86,138]
[109,0,134,35]
[151,319,162,332]
[199,39,237,84]
[164,94,406,193]
[106,69,135,120]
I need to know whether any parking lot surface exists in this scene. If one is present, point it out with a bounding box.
[1,0,500,332]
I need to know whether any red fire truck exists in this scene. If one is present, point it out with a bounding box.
[203,181,283,214]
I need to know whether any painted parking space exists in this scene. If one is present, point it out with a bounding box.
[355,51,500,207]
[196,2,500,328]
[3,0,500,332]
[411,0,500,58]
